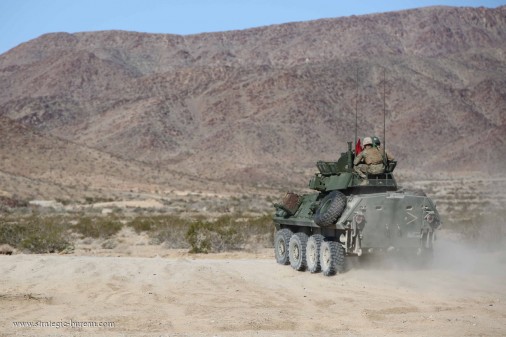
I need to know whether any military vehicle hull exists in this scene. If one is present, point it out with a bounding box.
[273,190,440,276]
[272,143,441,276]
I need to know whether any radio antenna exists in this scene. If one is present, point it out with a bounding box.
[382,67,387,165]
[354,66,359,147]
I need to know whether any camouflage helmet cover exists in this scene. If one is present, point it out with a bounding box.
[363,137,373,146]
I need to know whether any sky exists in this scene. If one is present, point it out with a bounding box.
[1,0,505,54]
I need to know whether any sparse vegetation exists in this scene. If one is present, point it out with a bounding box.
[186,214,273,253]
[73,216,123,239]
[0,175,503,255]
[0,215,72,253]
[83,196,116,204]
[0,210,274,254]
[129,215,189,247]
[0,196,29,210]
[129,213,273,253]
[186,216,238,253]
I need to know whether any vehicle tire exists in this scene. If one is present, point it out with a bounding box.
[306,234,324,273]
[320,240,345,276]
[289,232,308,271]
[274,228,292,265]
[313,191,347,227]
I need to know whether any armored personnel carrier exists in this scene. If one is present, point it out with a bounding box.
[273,141,441,276]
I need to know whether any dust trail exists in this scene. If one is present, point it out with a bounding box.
[347,237,506,277]
[431,237,506,277]
[345,233,506,301]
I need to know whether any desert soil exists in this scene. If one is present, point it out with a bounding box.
[1,241,505,337]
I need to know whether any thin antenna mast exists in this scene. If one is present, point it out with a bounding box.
[355,66,358,145]
[355,67,359,146]
[382,67,386,164]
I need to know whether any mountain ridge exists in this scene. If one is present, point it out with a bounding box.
[0,5,505,198]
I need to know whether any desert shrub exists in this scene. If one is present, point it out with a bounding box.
[186,221,212,253]
[185,218,239,253]
[185,214,273,253]
[129,216,157,233]
[83,196,115,205]
[127,213,274,253]
[128,215,190,248]
[55,198,72,206]
[19,225,71,253]
[0,215,72,253]
[73,216,123,239]
[0,196,29,212]
[238,214,275,248]
[152,224,189,248]
[0,212,275,253]
[0,221,25,247]
[101,239,117,249]
[242,214,273,233]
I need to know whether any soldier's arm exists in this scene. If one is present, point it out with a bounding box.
[386,150,394,161]
[353,152,363,165]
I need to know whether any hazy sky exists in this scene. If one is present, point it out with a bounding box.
[1,0,504,54]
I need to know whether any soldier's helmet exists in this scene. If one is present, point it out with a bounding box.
[363,137,373,146]
[371,136,381,146]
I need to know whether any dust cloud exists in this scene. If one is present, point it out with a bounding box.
[432,237,506,277]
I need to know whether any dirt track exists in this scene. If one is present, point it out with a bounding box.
[1,246,505,337]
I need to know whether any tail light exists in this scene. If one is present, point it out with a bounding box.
[354,214,365,224]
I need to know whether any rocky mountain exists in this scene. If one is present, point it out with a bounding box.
[0,116,241,200]
[0,5,505,199]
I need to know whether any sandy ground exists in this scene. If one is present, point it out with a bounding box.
[1,243,506,337]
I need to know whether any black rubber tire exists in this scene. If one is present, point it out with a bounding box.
[313,191,347,227]
[274,228,292,265]
[306,234,324,273]
[320,241,345,276]
[289,232,308,271]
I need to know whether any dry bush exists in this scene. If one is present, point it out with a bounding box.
[128,214,274,253]
[0,211,275,254]
[0,196,29,210]
[186,214,273,253]
[128,215,190,248]
[0,215,72,253]
[73,215,123,239]
[186,217,238,253]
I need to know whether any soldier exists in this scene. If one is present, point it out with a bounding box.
[354,137,394,183]
[371,136,381,147]
[371,135,394,163]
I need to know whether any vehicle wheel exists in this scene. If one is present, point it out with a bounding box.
[320,240,345,276]
[306,234,324,273]
[274,228,292,265]
[289,232,308,271]
[313,191,347,227]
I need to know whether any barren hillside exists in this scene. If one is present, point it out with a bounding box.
[0,5,505,198]
[0,117,241,200]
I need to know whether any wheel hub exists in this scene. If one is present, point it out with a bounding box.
[308,245,316,262]
[293,245,300,260]
[278,240,286,255]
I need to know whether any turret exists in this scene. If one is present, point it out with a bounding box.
[308,141,397,193]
